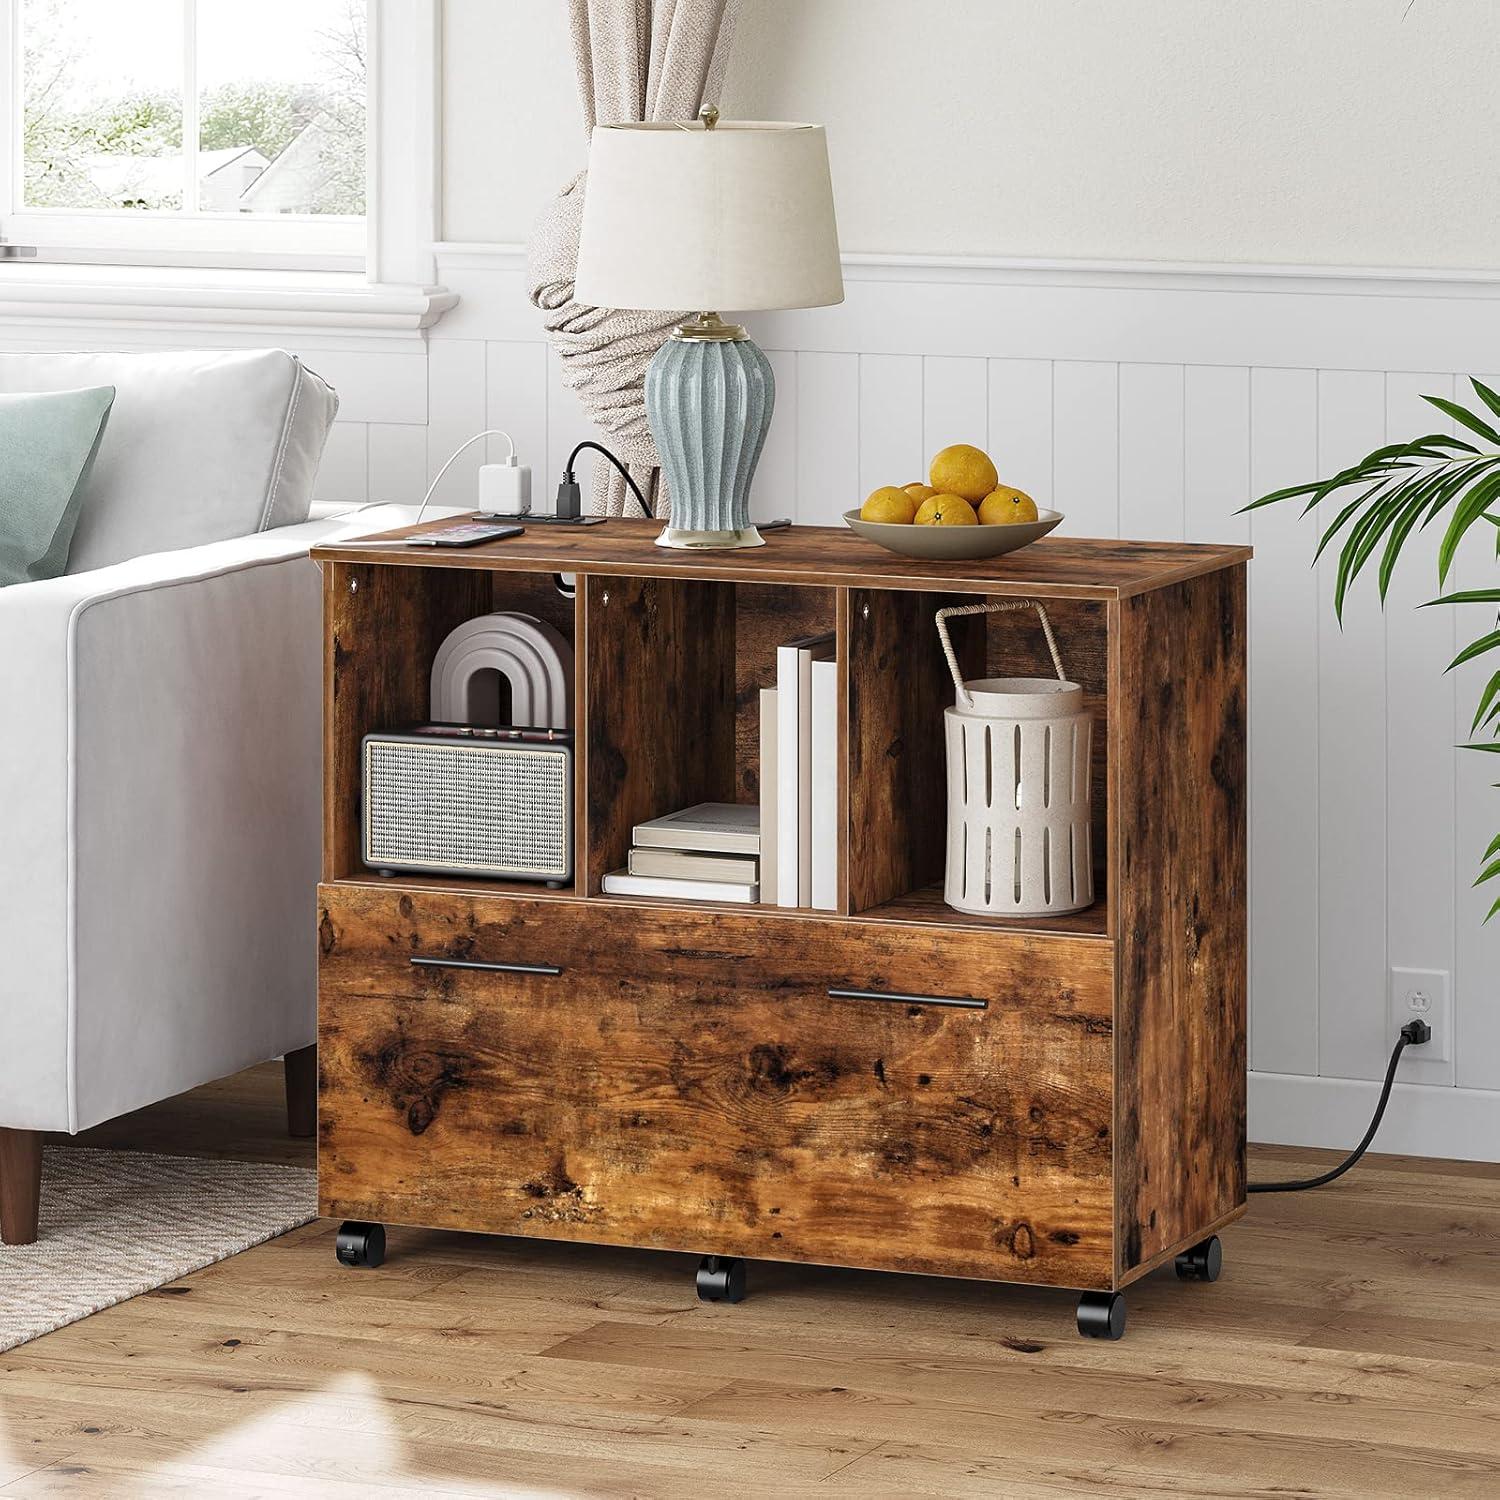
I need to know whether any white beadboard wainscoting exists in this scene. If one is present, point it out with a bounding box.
[4,249,1497,1159]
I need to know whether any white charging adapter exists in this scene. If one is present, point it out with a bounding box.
[478,453,531,516]
[414,429,529,523]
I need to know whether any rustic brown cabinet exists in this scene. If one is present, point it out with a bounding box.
[313,517,1250,1340]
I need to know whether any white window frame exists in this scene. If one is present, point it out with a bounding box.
[0,0,439,284]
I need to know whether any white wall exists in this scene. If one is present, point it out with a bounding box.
[442,0,1500,271]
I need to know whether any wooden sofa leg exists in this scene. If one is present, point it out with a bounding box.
[284,1046,317,1139]
[0,1128,42,1245]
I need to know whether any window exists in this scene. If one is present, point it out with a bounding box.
[4,0,370,267]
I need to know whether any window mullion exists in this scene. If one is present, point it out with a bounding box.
[2,0,19,218]
[181,0,198,217]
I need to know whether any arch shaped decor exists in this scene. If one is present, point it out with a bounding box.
[429,612,573,730]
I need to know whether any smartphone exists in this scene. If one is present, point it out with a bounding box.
[404,523,525,548]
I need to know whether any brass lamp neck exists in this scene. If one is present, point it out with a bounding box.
[673,311,748,342]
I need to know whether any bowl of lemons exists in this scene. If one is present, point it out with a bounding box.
[842,444,1062,561]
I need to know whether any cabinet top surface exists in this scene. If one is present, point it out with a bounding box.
[313,515,1250,599]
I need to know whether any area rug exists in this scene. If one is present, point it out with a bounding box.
[0,1147,317,1353]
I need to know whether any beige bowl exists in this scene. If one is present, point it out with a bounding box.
[842,507,1063,561]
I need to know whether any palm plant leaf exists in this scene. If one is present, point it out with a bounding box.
[1425,588,1500,606]
[1439,466,1500,583]
[1471,378,1500,425]
[1467,671,1500,736]
[1423,393,1500,446]
[1248,381,1500,919]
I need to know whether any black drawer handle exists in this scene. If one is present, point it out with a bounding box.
[411,957,563,977]
[827,987,986,1011]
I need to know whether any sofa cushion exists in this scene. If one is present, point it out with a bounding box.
[0,349,337,570]
[0,385,116,588]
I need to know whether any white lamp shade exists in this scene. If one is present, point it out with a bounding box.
[573,120,844,314]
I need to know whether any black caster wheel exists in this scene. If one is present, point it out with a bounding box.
[696,1255,746,1304]
[335,1220,386,1269]
[1077,1290,1126,1340]
[1174,1234,1223,1283]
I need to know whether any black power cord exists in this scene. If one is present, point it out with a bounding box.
[557,440,653,520]
[1248,1019,1431,1193]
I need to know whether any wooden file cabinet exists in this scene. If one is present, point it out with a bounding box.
[312,517,1249,1339]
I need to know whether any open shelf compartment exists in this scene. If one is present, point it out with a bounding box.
[581,574,838,909]
[323,553,1109,938]
[322,560,582,897]
[844,587,1110,938]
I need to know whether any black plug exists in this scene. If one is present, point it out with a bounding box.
[559,440,653,519]
[554,471,582,520]
[1400,1019,1432,1046]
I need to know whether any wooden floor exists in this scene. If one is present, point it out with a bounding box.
[1,1066,1497,1497]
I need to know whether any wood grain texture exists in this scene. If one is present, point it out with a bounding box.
[1112,564,1249,1281]
[846,590,986,913]
[0,1127,42,1245]
[316,541,1249,1307]
[582,575,736,892]
[321,561,492,881]
[731,584,836,804]
[859,881,1108,938]
[487,569,576,640]
[317,884,1116,1289]
[314,516,1252,602]
[282,1047,316,1140]
[25,1061,1500,1499]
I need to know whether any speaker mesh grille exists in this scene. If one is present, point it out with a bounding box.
[364,740,570,878]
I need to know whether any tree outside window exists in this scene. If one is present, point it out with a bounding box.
[21,0,366,217]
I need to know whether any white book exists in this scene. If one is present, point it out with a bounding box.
[632,802,760,855]
[776,631,836,908]
[602,869,759,904]
[629,847,759,882]
[759,687,778,906]
[810,656,838,911]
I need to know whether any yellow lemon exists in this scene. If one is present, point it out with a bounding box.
[914,493,978,526]
[978,485,1040,525]
[929,444,998,502]
[860,485,918,523]
[904,482,938,502]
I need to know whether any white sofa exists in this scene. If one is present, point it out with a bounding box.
[0,347,416,1243]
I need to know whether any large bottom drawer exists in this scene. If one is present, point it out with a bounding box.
[317,883,1116,1289]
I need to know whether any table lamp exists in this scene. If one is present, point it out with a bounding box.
[573,108,843,548]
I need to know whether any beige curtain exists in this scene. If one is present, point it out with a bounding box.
[528,0,741,517]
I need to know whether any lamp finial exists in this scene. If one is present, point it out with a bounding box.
[698,104,719,131]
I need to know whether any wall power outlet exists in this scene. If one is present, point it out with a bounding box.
[1389,967,1451,1064]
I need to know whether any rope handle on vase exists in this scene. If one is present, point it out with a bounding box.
[934,600,1067,707]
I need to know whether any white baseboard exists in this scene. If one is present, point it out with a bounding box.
[1249,1071,1500,1164]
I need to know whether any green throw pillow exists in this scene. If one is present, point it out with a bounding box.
[0,385,116,588]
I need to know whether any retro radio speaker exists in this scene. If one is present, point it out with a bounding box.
[361,612,574,885]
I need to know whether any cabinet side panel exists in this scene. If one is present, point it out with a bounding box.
[1114,565,1247,1278]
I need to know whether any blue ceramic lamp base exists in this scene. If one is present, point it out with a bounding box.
[644,317,775,550]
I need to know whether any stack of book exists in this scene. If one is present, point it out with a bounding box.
[762,630,838,911]
[601,803,761,903]
[599,627,840,911]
